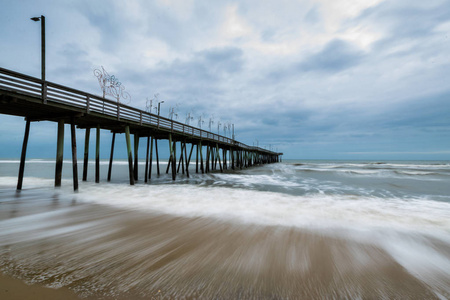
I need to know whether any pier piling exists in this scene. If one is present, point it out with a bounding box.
[95,125,100,183]
[149,137,154,180]
[125,125,134,185]
[134,134,139,181]
[55,119,64,187]
[107,132,116,182]
[82,128,90,181]
[70,117,78,191]
[145,136,150,183]
[17,119,30,191]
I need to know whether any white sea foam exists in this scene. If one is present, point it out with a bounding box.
[2,160,450,296]
[60,181,450,237]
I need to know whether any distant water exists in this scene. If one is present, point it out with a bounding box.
[1,159,449,298]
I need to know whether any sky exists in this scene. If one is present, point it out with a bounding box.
[0,0,449,160]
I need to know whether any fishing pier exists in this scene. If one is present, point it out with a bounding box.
[0,67,282,191]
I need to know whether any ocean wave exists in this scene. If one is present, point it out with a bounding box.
[59,182,450,235]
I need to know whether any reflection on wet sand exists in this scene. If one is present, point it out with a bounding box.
[1,194,447,299]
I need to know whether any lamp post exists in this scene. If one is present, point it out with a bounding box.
[209,118,214,131]
[217,121,221,134]
[30,15,45,81]
[157,101,164,127]
[157,101,164,116]
[232,124,235,140]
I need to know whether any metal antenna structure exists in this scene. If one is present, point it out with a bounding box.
[94,66,131,104]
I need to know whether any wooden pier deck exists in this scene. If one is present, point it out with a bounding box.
[0,67,282,191]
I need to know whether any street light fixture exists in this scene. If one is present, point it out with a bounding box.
[30,15,45,81]
[157,101,164,116]
[157,100,164,128]
[232,124,235,140]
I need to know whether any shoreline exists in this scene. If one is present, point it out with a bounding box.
[1,195,447,299]
[0,273,80,300]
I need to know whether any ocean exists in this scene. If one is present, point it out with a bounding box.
[0,159,449,299]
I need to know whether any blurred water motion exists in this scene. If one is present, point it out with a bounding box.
[0,193,448,299]
[1,160,450,298]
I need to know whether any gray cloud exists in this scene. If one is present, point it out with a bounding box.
[298,39,365,73]
[1,0,450,160]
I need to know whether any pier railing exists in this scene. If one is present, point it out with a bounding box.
[0,67,278,154]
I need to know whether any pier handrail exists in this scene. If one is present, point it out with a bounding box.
[0,67,280,155]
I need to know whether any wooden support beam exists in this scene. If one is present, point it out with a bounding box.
[107,133,116,182]
[70,117,79,191]
[155,139,160,176]
[27,112,84,122]
[205,146,210,173]
[231,150,235,170]
[214,147,218,170]
[223,149,227,170]
[17,119,31,190]
[184,142,191,178]
[134,133,139,181]
[167,135,173,174]
[124,125,134,185]
[181,142,185,174]
[216,144,223,173]
[55,120,64,187]
[196,144,199,173]
[149,137,154,180]
[186,143,194,178]
[240,151,243,169]
[95,125,100,183]
[145,136,150,183]
[172,140,177,180]
[200,142,204,174]
[168,134,176,180]
[166,149,171,174]
[211,146,216,170]
[177,142,184,174]
[82,128,90,181]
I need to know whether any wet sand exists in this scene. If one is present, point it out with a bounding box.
[0,194,448,299]
[0,274,80,300]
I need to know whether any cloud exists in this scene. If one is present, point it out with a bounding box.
[297,39,365,73]
[1,0,450,160]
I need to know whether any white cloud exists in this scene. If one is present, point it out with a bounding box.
[220,4,253,41]
[1,0,449,159]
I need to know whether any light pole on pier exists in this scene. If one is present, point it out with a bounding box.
[157,101,164,116]
[30,15,45,81]
[157,100,164,127]
[209,118,214,131]
[217,121,222,134]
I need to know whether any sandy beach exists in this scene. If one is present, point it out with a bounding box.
[1,193,446,299]
[0,274,80,300]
